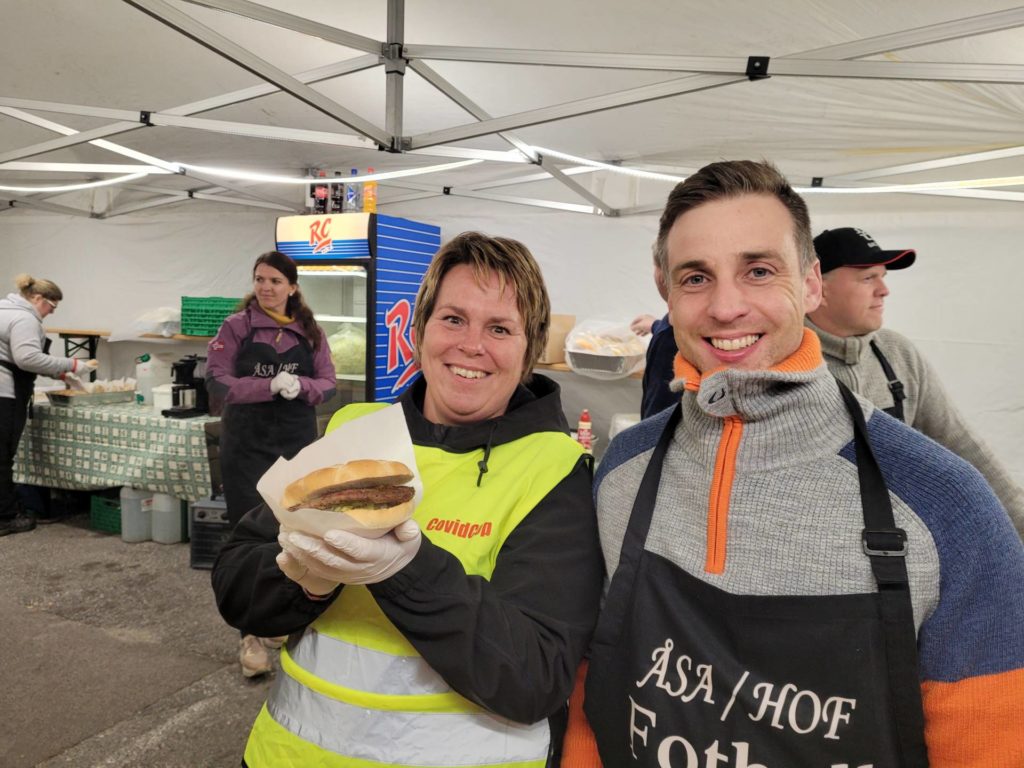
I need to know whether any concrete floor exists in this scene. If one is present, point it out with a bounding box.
[0,513,271,768]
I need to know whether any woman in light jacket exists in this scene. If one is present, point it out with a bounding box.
[0,274,97,535]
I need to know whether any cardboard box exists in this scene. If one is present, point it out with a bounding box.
[538,314,576,365]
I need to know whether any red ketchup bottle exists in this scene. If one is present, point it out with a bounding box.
[576,409,593,453]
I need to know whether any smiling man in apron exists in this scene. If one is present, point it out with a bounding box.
[580,161,1024,767]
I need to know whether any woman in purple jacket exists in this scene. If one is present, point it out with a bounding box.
[206,251,336,677]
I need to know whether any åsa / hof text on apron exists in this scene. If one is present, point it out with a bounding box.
[583,383,927,768]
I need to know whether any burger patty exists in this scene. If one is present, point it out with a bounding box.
[291,484,414,511]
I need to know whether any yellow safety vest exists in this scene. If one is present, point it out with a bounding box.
[244,403,584,767]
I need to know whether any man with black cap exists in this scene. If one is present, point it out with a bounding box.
[808,227,1023,537]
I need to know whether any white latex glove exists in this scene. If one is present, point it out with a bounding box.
[276,549,340,598]
[76,358,100,373]
[278,519,422,586]
[63,371,87,391]
[269,370,297,395]
[280,378,301,400]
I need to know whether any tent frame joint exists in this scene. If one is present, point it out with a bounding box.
[383,42,407,75]
[746,56,770,80]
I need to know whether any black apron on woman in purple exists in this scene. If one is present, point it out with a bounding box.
[219,330,317,526]
[584,382,928,767]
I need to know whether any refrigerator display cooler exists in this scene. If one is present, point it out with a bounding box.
[275,212,441,425]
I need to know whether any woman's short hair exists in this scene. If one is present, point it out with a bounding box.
[413,232,551,381]
[15,273,63,302]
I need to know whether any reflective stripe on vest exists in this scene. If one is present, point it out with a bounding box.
[247,406,585,768]
[288,628,451,696]
[246,700,551,768]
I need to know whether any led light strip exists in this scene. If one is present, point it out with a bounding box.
[798,176,1024,193]
[0,172,152,193]
[530,145,686,183]
[174,158,484,184]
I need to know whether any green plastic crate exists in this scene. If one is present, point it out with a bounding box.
[90,494,121,535]
[181,296,242,337]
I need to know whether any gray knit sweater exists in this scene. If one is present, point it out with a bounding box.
[593,332,1024,764]
[807,318,1024,538]
[0,292,74,399]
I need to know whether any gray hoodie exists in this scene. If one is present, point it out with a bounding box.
[0,292,74,398]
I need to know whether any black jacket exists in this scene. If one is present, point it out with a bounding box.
[212,374,604,754]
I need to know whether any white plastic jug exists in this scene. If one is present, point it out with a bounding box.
[135,353,173,406]
[151,493,183,544]
[119,487,153,543]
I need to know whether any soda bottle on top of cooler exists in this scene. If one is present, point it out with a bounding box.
[344,168,363,212]
[363,167,378,212]
[576,409,593,453]
[314,170,329,214]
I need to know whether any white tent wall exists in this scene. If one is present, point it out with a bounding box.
[1,193,1021,484]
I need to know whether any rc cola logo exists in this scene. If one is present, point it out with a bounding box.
[308,218,333,255]
[386,298,419,393]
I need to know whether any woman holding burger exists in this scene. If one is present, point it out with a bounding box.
[206,250,336,677]
[212,232,603,768]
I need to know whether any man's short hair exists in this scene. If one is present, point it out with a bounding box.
[652,160,815,285]
[413,231,551,381]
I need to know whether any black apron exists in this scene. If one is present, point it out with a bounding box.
[220,329,317,526]
[584,383,928,767]
[0,337,51,418]
[870,340,906,422]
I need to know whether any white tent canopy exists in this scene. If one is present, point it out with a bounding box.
[1,0,1023,216]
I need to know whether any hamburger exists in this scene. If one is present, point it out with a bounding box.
[282,459,416,530]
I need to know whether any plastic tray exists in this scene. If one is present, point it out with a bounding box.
[46,390,136,407]
[565,349,646,379]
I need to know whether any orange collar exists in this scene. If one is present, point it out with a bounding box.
[672,328,824,391]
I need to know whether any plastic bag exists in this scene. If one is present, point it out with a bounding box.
[107,307,181,342]
[565,320,649,380]
[327,324,366,375]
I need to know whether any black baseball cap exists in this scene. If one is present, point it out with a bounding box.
[813,228,916,274]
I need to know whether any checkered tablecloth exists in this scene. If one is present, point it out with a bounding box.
[14,402,218,502]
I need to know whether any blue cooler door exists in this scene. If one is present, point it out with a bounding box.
[370,214,441,402]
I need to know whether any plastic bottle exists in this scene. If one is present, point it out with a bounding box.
[330,171,344,213]
[152,493,184,543]
[363,167,377,212]
[576,409,593,453]
[135,353,172,406]
[344,168,362,212]
[314,170,329,214]
[120,487,153,543]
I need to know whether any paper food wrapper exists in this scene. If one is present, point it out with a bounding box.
[256,403,422,539]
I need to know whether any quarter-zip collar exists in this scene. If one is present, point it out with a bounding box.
[805,317,877,366]
[670,329,831,422]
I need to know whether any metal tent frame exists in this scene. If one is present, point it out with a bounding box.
[2,0,1023,217]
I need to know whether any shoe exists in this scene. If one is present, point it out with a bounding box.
[239,634,273,678]
[36,511,70,525]
[260,635,287,650]
[0,512,36,537]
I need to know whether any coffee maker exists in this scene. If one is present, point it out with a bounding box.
[162,355,209,418]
